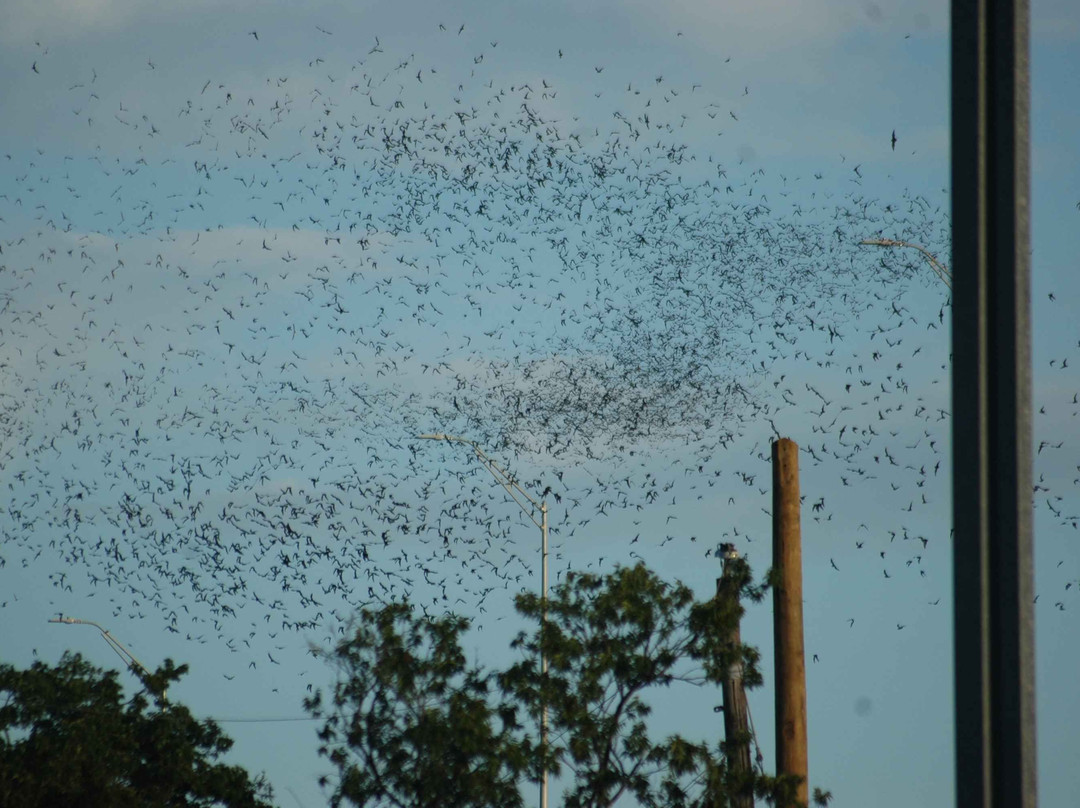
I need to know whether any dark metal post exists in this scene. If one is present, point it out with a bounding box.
[951,2,1036,807]
[718,544,753,808]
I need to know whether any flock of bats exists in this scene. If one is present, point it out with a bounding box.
[2,22,1076,667]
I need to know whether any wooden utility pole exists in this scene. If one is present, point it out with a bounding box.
[718,544,753,808]
[771,438,808,807]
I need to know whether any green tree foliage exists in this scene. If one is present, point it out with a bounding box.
[0,653,273,808]
[305,603,526,808]
[503,561,770,808]
[309,561,826,808]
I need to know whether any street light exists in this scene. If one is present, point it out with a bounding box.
[48,616,159,694]
[859,237,953,291]
[417,433,550,808]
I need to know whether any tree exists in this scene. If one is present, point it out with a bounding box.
[309,562,823,808]
[0,653,274,808]
[502,561,771,808]
[304,603,526,808]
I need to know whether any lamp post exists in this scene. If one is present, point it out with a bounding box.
[859,237,953,291]
[48,616,158,690]
[417,433,549,808]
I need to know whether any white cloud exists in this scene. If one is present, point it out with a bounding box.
[1,0,244,45]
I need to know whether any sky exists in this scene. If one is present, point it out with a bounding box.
[1,1,1078,807]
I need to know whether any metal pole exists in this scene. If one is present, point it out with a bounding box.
[540,500,549,808]
[417,434,549,808]
[951,2,1036,807]
[771,438,807,807]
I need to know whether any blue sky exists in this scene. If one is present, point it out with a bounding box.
[1,2,1078,806]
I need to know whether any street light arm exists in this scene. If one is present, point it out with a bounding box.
[859,237,953,291]
[49,617,154,680]
[417,434,544,526]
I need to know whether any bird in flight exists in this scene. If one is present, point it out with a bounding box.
[891,129,897,151]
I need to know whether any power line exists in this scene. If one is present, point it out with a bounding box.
[209,716,321,723]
